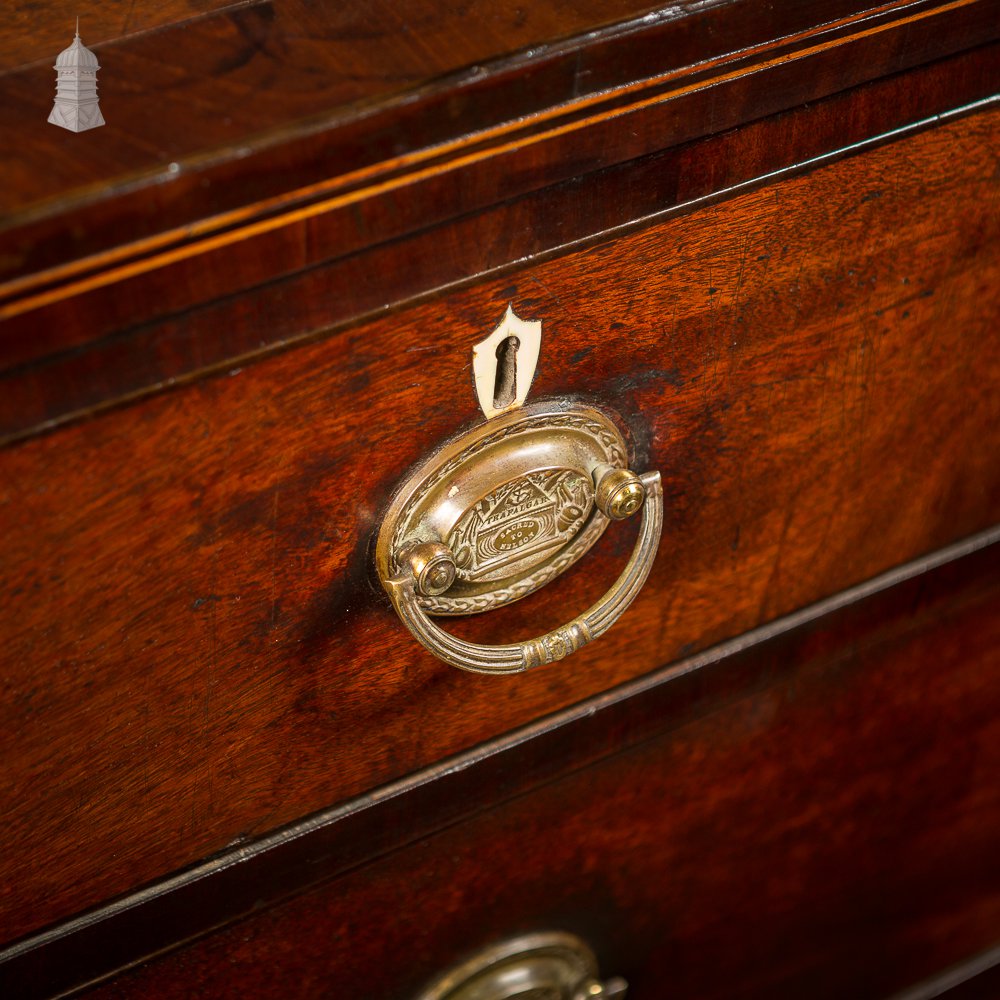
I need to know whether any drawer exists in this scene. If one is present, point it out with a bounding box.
[2,3,999,993]
[65,540,1000,1000]
[2,105,999,950]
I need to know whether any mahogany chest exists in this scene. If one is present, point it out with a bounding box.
[1,2,998,997]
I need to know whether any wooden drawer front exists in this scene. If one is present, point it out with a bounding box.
[3,5,997,442]
[1,108,998,944]
[79,542,1000,1000]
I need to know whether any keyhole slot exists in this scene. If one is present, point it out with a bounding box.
[493,335,520,409]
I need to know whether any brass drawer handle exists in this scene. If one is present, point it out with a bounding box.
[376,400,663,675]
[375,309,663,675]
[383,469,661,674]
[414,931,628,1000]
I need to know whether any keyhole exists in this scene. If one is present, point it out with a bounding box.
[493,336,520,409]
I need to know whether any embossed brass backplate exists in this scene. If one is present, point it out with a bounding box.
[376,403,630,616]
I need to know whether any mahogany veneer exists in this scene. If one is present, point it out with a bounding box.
[78,541,1000,1000]
[2,107,998,946]
[0,1,997,996]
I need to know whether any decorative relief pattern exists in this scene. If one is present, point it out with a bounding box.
[389,411,627,615]
[428,515,607,614]
[447,469,592,583]
[522,620,594,670]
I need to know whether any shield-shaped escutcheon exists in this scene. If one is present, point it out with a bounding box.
[472,305,542,420]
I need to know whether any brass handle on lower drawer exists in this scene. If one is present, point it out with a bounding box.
[414,931,628,1000]
[375,403,663,675]
[384,470,661,674]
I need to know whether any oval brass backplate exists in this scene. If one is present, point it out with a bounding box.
[376,403,629,616]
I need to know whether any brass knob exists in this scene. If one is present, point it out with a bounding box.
[404,541,458,597]
[576,979,629,1000]
[384,471,661,673]
[413,931,627,1000]
[594,467,646,521]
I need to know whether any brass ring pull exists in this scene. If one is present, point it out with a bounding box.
[413,930,627,999]
[383,470,662,674]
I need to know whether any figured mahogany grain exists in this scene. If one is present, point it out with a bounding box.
[0,0,666,219]
[2,40,997,442]
[1,0,995,295]
[79,543,1000,1000]
[2,46,998,443]
[2,2,248,71]
[0,108,997,944]
[3,537,995,996]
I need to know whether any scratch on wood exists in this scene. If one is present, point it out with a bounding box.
[758,491,800,624]
[270,489,280,632]
[121,0,138,35]
[732,233,750,327]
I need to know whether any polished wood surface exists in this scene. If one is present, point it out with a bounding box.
[2,1,995,311]
[1,2,997,994]
[1,45,997,443]
[1,107,997,945]
[3,2,243,70]
[69,541,1000,1000]
[0,0,674,225]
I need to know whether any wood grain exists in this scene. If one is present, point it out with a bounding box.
[2,535,995,998]
[0,0,666,219]
[1,44,997,443]
[72,541,1000,1000]
[1,2,252,72]
[1,0,995,295]
[0,109,997,945]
